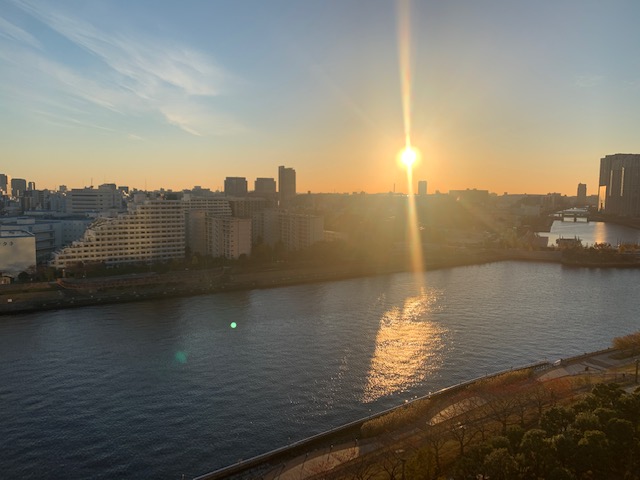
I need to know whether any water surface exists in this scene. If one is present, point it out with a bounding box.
[1,260,638,479]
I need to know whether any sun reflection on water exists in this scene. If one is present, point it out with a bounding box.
[362,288,445,403]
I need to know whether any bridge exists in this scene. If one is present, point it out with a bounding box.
[556,208,590,223]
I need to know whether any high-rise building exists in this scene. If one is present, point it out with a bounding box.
[418,180,427,195]
[254,177,276,195]
[11,178,27,198]
[0,174,10,195]
[598,154,640,216]
[224,177,248,197]
[278,166,296,208]
[577,183,587,204]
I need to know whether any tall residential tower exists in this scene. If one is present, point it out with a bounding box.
[278,166,296,208]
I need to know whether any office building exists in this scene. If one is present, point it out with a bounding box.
[0,174,10,195]
[66,184,124,214]
[418,180,427,196]
[0,217,66,262]
[577,183,587,205]
[278,166,296,208]
[598,154,640,216]
[254,177,276,195]
[224,177,248,197]
[0,230,36,277]
[50,199,185,269]
[11,178,27,198]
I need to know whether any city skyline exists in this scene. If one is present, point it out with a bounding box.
[3,1,640,194]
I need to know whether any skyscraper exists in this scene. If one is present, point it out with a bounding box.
[11,178,27,198]
[418,180,427,195]
[278,166,296,208]
[576,183,587,204]
[224,177,248,197]
[0,174,11,195]
[598,153,640,216]
[254,177,276,195]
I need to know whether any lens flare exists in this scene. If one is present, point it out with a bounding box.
[175,351,188,364]
[396,0,424,279]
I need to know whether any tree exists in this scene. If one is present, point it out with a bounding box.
[518,428,553,479]
[590,383,624,408]
[575,430,609,476]
[17,271,31,282]
[540,406,574,435]
[482,448,519,480]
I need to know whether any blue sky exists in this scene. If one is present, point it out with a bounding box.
[2,0,640,194]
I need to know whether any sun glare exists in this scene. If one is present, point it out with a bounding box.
[400,145,418,168]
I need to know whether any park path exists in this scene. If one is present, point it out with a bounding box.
[262,349,639,480]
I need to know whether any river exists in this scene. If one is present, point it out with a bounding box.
[1,223,640,479]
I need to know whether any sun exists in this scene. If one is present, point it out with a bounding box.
[400,145,419,168]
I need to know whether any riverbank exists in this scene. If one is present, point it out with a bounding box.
[194,346,639,480]
[0,247,561,315]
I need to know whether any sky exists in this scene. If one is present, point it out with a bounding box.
[2,0,640,195]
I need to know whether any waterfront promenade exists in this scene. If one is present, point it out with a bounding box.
[194,348,638,480]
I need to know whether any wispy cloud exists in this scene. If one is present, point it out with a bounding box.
[4,0,244,136]
[575,74,604,88]
[0,15,41,49]
[33,109,116,133]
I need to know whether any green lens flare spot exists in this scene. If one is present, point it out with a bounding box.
[175,351,188,364]
[230,322,237,329]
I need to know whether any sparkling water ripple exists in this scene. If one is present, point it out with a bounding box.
[1,261,639,479]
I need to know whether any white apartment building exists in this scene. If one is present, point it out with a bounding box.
[50,199,185,269]
[207,216,251,259]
